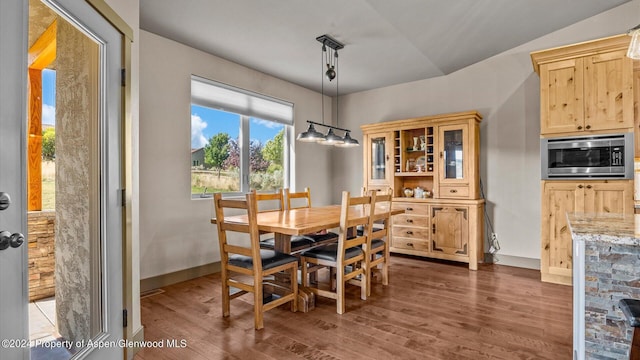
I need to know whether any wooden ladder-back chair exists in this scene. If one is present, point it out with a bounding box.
[213,192,298,330]
[284,188,339,246]
[255,189,316,252]
[253,189,285,213]
[364,190,392,296]
[300,191,372,314]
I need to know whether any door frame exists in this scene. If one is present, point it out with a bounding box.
[84,1,139,357]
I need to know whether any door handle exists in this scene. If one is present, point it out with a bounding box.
[0,192,10,211]
[0,231,24,250]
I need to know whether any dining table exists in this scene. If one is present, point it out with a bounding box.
[210,203,404,311]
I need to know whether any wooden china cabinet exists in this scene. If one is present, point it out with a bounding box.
[361,111,484,270]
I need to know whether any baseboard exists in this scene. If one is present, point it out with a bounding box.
[126,326,145,360]
[140,262,221,293]
[486,253,540,270]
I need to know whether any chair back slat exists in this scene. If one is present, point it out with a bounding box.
[224,244,253,257]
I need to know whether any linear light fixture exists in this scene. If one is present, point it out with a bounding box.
[296,34,359,148]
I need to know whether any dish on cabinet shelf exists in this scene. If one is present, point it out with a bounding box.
[416,156,426,167]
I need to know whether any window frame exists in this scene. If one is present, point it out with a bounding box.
[190,77,292,199]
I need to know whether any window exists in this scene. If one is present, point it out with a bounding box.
[190,76,292,197]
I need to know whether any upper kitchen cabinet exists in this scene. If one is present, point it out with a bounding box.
[531,35,633,136]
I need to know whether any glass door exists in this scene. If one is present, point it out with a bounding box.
[368,132,393,186]
[1,0,125,359]
[438,124,468,184]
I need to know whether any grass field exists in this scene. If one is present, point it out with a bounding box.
[42,161,55,210]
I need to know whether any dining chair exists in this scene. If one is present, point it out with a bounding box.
[253,189,285,213]
[284,187,339,246]
[357,187,392,236]
[213,192,298,330]
[299,191,372,314]
[363,190,392,296]
[255,189,317,252]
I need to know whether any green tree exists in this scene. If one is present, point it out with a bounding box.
[262,129,284,173]
[42,127,55,161]
[204,132,230,178]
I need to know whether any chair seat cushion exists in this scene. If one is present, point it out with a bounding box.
[229,250,298,270]
[357,225,385,237]
[301,243,363,262]
[304,231,339,243]
[260,236,315,250]
[370,238,385,249]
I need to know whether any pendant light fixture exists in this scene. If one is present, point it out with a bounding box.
[296,34,359,148]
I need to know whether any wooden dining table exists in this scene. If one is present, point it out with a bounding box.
[210,203,403,311]
[210,204,402,253]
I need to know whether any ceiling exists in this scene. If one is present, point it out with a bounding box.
[140,0,631,95]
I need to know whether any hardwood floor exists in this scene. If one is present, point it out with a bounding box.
[135,255,572,360]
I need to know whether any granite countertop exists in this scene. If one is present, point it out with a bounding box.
[567,212,640,246]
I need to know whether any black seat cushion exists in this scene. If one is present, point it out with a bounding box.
[260,236,315,250]
[619,299,640,327]
[229,250,298,270]
[370,238,385,249]
[301,243,363,262]
[304,231,339,243]
[357,225,385,237]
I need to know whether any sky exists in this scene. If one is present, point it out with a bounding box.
[42,69,56,125]
[190,104,283,149]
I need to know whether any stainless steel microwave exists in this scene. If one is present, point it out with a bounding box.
[541,133,633,180]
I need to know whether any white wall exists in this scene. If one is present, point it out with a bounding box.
[333,0,640,268]
[139,31,335,279]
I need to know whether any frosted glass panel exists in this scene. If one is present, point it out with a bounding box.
[371,137,386,180]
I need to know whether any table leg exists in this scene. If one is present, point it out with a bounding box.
[272,233,314,312]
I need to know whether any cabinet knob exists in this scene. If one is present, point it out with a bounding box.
[578,184,583,189]
[586,185,592,189]
[577,126,583,130]
[585,125,591,130]
[407,243,414,247]
[450,189,458,193]
[406,207,413,211]
[406,219,413,223]
[406,231,413,235]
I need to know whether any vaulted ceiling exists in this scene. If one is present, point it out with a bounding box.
[140,0,631,95]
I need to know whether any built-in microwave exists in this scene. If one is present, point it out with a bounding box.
[541,133,633,180]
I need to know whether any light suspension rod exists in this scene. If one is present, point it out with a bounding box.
[305,120,351,133]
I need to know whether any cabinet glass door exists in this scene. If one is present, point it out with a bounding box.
[442,129,464,179]
[371,136,387,180]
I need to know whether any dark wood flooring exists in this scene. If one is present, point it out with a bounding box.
[134,255,572,360]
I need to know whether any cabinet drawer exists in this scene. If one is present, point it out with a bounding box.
[439,185,469,198]
[392,202,429,215]
[393,214,429,228]
[392,225,429,240]
[392,237,429,252]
